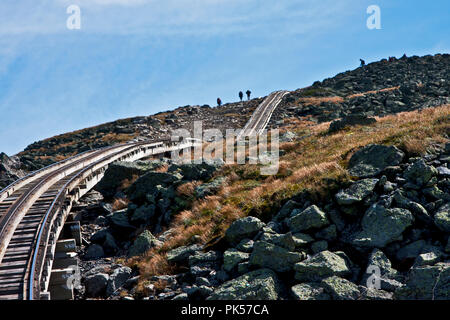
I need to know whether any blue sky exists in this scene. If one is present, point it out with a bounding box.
[0,0,449,156]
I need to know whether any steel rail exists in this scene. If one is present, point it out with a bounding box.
[28,139,197,299]
[0,149,99,203]
[237,91,287,140]
[0,143,134,264]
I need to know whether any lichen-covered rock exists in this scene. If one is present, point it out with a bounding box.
[194,177,226,198]
[361,249,400,290]
[395,263,450,300]
[128,230,158,257]
[258,232,296,251]
[287,205,329,233]
[335,179,379,205]
[273,200,301,222]
[167,244,202,264]
[294,251,351,282]
[207,269,281,300]
[366,249,398,278]
[106,266,132,296]
[434,202,450,233]
[360,287,393,300]
[168,163,219,181]
[126,172,181,203]
[348,144,404,178]
[95,161,160,198]
[291,283,330,300]
[223,249,250,272]
[351,205,414,248]
[292,233,315,247]
[403,159,437,186]
[414,251,441,267]
[393,193,432,225]
[321,276,361,300]
[249,241,305,273]
[236,239,254,253]
[189,251,222,267]
[225,216,265,246]
[279,131,296,142]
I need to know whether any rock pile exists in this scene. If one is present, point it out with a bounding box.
[149,142,449,300]
[16,99,262,171]
[0,152,26,189]
[270,54,450,125]
[74,160,227,299]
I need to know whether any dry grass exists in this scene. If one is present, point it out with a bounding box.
[292,87,401,109]
[177,181,201,197]
[100,133,138,144]
[120,174,139,190]
[298,96,344,105]
[130,104,450,289]
[111,198,129,211]
[154,164,169,173]
[347,86,400,99]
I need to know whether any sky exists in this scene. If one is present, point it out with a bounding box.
[0,0,449,156]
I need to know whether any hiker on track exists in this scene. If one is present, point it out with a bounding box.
[246,90,251,100]
[360,59,366,67]
[239,91,244,102]
[217,98,222,107]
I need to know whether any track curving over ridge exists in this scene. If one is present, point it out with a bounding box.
[0,91,286,300]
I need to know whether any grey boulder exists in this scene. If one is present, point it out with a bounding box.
[291,283,330,300]
[249,241,305,273]
[335,178,379,205]
[294,250,351,282]
[207,269,281,300]
[106,266,132,297]
[128,230,159,257]
[351,204,414,248]
[434,202,450,233]
[348,144,404,178]
[225,216,265,246]
[395,263,450,300]
[287,205,329,233]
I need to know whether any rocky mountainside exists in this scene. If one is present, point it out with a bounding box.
[1,54,448,189]
[0,153,26,189]
[0,54,448,301]
[77,138,450,300]
[0,98,262,189]
[270,54,450,125]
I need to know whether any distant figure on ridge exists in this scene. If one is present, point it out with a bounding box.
[217,97,222,107]
[239,91,244,102]
[246,90,251,100]
[360,59,366,67]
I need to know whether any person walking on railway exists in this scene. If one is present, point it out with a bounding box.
[246,90,251,100]
[217,97,222,107]
[239,91,244,102]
